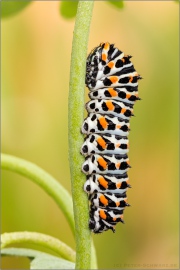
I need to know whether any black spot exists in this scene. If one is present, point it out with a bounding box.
[118,91,126,99]
[114,104,121,113]
[83,164,89,172]
[129,95,136,101]
[108,199,116,208]
[92,91,98,97]
[102,101,109,111]
[104,66,111,75]
[95,108,99,112]
[103,78,112,86]
[83,122,88,131]
[90,102,96,109]
[119,77,129,84]
[121,181,128,189]
[108,163,116,170]
[121,144,127,149]
[82,145,88,153]
[86,185,91,192]
[97,143,104,152]
[92,155,95,162]
[121,125,128,132]
[107,143,115,150]
[120,162,128,170]
[104,90,111,98]
[91,114,96,121]
[107,122,116,130]
[124,109,132,117]
[89,220,96,230]
[90,135,95,143]
[115,59,123,68]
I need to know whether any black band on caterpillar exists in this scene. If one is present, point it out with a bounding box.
[81,42,141,233]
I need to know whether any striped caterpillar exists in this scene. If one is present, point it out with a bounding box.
[81,42,141,233]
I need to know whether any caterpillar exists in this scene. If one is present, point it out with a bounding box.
[81,42,141,233]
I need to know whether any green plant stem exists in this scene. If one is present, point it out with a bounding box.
[1,232,76,262]
[68,1,95,269]
[1,153,74,234]
[91,239,98,269]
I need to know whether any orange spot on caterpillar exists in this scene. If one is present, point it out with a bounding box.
[116,143,121,148]
[121,58,125,63]
[98,176,108,188]
[113,217,117,221]
[102,53,107,61]
[106,101,114,111]
[108,88,117,97]
[129,76,133,82]
[107,61,114,68]
[98,157,108,169]
[116,182,122,188]
[126,93,131,99]
[100,194,108,206]
[121,108,126,114]
[100,209,107,220]
[97,137,107,149]
[104,42,110,50]
[116,124,121,129]
[99,116,108,129]
[116,201,120,207]
[110,76,118,83]
[116,163,121,169]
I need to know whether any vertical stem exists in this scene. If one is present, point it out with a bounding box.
[68,1,95,269]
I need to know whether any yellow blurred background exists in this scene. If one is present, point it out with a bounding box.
[1,1,179,269]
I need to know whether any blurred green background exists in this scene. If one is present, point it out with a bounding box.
[1,1,179,269]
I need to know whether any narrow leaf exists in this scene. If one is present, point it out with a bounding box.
[1,232,76,262]
[31,256,74,269]
[60,1,78,19]
[1,248,75,270]
[1,1,31,18]
[1,153,74,234]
